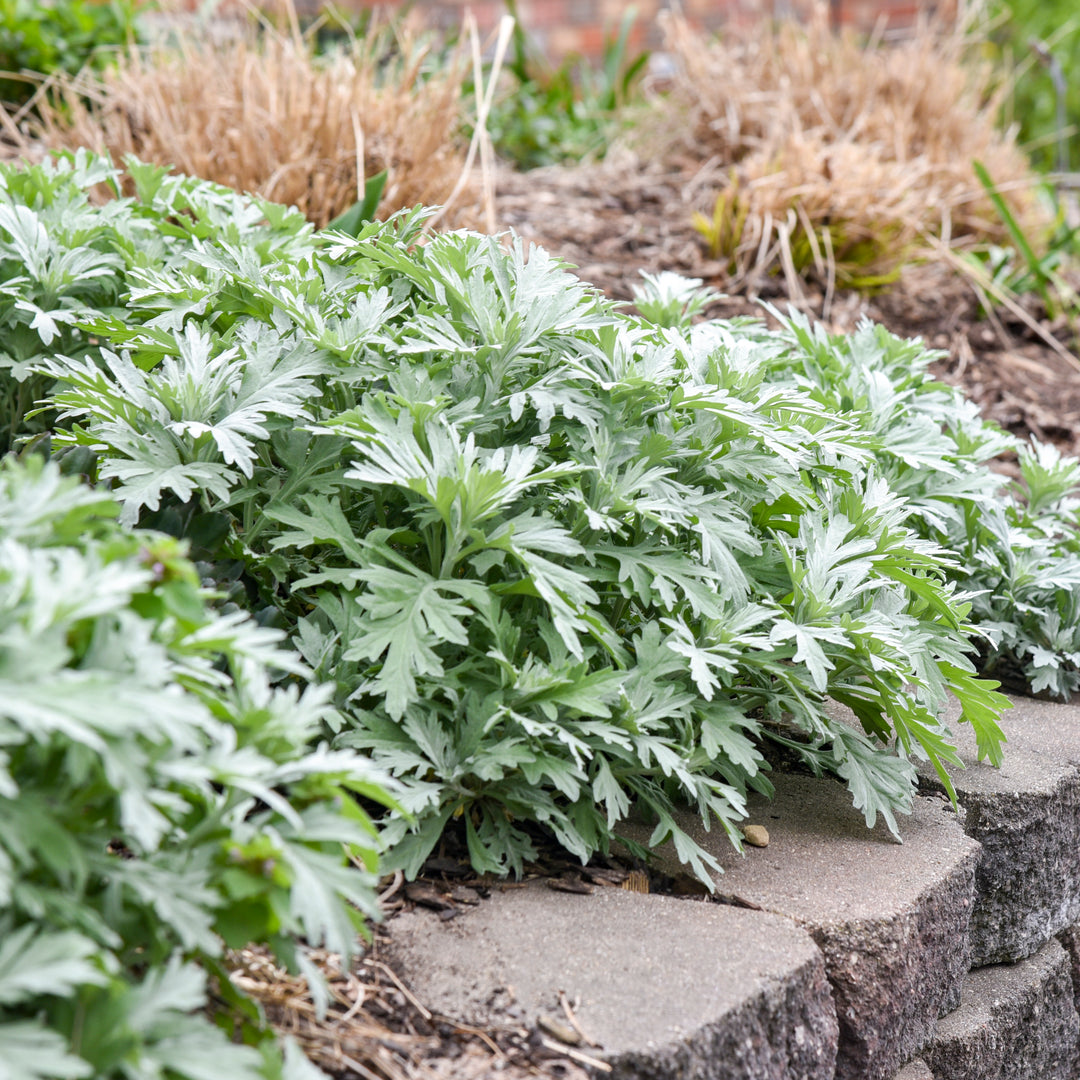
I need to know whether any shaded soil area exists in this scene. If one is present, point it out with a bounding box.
[496,157,1080,457]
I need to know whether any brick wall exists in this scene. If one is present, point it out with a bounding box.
[318,0,956,58]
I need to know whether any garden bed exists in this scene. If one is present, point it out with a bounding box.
[496,158,1080,458]
[4,4,1080,1079]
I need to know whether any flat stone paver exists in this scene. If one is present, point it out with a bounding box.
[388,883,839,1080]
[923,938,1080,1080]
[919,694,1080,964]
[622,774,981,1080]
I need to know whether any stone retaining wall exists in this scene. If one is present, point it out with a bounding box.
[389,693,1080,1079]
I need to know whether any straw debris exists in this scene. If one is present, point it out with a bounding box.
[225,945,434,1079]
[224,940,592,1080]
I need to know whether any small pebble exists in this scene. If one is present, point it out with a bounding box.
[742,824,770,847]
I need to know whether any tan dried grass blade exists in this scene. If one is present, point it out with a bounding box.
[424,11,513,234]
[928,234,1080,374]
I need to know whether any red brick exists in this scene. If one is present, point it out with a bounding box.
[517,0,569,27]
[540,23,587,56]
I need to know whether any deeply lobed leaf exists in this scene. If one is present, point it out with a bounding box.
[8,153,1073,904]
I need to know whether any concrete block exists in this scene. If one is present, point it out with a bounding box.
[1058,921,1080,1019]
[622,774,980,1080]
[919,694,1080,965]
[388,883,838,1080]
[923,938,1080,1080]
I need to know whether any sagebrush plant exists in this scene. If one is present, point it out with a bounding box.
[0,150,312,454]
[0,452,396,1080]
[3,154,1038,888]
[769,310,1080,698]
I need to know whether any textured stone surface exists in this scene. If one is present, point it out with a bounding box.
[1057,921,1080,1020]
[924,938,1080,1080]
[388,883,839,1080]
[918,694,1080,965]
[622,774,980,1080]
[892,1060,935,1080]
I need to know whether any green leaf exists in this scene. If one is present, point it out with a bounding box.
[591,757,630,828]
[831,727,916,838]
[280,1038,330,1080]
[346,563,483,719]
[279,841,371,960]
[943,662,1010,767]
[324,170,388,237]
[137,1019,265,1080]
[266,496,367,563]
[125,956,208,1032]
[0,1021,91,1080]
[0,927,108,1006]
[646,806,721,890]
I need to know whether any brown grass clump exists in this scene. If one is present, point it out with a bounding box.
[654,3,1048,294]
[9,10,477,228]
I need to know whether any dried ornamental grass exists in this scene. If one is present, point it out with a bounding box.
[11,15,475,227]
[656,3,1048,291]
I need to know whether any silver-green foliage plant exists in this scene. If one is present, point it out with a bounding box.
[14,152,1075,887]
[0,454,394,1080]
[771,309,1080,698]
[0,149,311,453]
